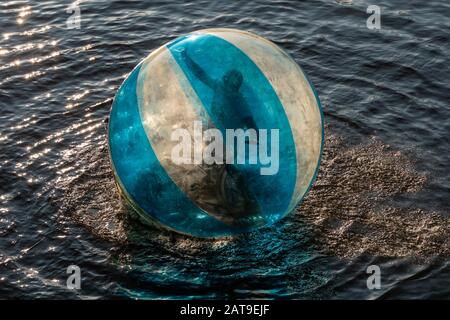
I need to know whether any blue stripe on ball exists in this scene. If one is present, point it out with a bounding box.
[167,34,297,222]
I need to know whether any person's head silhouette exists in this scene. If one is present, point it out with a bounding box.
[222,70,243,92]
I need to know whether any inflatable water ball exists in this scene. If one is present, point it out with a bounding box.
[108,28,323,237]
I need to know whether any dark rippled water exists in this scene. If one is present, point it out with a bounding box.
[1,0,449,299]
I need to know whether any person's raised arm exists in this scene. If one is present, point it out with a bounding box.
[182,48,215,89]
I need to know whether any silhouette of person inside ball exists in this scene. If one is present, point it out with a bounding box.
[182,48,257,132]
[181,47,261,222]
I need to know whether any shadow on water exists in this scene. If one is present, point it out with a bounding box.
[57,135,331,299]
[54,114,449,299]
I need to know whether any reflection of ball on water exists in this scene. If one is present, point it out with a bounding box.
[108,28,324,237]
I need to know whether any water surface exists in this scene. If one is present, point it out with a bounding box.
[0,0,449,299]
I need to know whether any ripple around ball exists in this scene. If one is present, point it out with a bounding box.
[108,28,324,237]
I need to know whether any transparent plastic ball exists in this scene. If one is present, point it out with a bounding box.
[108,29,323,237]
